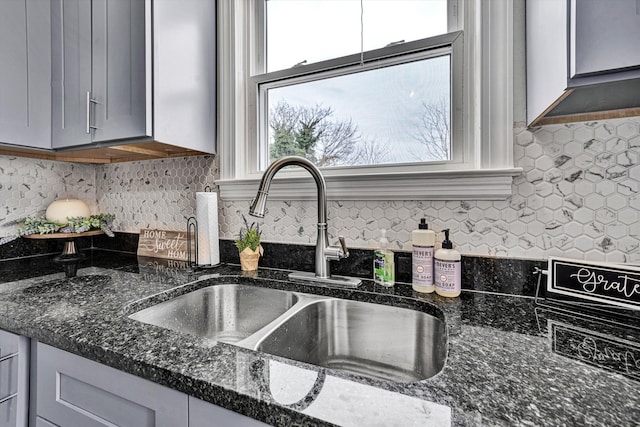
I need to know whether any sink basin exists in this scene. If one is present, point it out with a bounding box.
[129,284,298,343]
[129,282,446,382]
[256,299,446,382]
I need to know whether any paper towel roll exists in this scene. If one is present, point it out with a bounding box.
[196,192,220,266]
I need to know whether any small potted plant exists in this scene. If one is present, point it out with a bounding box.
[235,215,263,271]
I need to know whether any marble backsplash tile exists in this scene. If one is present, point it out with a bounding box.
[1,117,640,264]
[95,156,217,233]
[0,157,97,236]
[219,118,640,263]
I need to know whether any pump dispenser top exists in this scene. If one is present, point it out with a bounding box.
[441,228,453,249]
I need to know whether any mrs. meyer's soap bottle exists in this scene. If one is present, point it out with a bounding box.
[373,229,395,287]
[435,229,462,297]
[412,218,435,293]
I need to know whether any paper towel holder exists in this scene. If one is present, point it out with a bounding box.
[186,216,222,270]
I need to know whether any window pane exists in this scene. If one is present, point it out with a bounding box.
[266,0,449,72]
[265,54,450,168]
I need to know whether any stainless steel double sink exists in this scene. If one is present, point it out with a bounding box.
[129,284,447,383]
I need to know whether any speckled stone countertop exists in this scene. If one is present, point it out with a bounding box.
[0,250,639,426]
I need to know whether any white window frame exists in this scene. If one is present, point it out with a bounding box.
[216,0,521,201]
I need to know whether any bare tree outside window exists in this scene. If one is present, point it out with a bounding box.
[269,101,389,167]
[351,138,390,165]
[410,97,451,162]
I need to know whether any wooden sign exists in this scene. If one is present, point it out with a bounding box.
[137,229,193,261]
[547,257,640,310]
[550,320,640,381]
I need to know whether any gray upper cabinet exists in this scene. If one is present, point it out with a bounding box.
[51,0,147,149]
[527,0,640,126]
[1,0,215,157]
[0,0,52,149]
[152,0,216,153]
[570,0,640,84]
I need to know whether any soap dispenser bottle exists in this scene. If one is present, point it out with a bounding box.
[373,229,395,287]
[434,229,461,297]
[412,218,435,293]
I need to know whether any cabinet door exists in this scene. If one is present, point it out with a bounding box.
[0,355,19,402]
[36,343,188,427]
[0,330,19,358]
[189,396,270,427]
[91,0,147,143]
[0,397,18,427]
[0,0,51,149]
[0,330,29,427]
[51,0,93,148]
[153,0,216,153]
[571,0,640,78]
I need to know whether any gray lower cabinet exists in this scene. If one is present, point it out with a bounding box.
[0,0,51,149]
[34,343,268,427]
[35,343,187,426]
[0,330,29,427]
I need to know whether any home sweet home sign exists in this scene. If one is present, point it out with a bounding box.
[137,229,193,261]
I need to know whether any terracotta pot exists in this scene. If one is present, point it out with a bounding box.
[239,246,262,271]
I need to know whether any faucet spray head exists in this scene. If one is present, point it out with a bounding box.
[248,191,269,218]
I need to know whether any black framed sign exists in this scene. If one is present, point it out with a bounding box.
[547,257,640,310]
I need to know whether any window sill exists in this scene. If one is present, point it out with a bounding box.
[216,168,522,201]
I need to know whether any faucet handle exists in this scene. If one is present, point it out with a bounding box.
[338,235,349,258]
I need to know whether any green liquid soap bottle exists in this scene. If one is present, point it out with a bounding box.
[373,229,395,287]
[434,229,461,297]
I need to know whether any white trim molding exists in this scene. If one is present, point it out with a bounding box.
[217,167,522,201]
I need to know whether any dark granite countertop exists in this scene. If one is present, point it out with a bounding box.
[0,250,639,426]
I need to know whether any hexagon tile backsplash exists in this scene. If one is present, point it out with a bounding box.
[1,117,639,263]
[0,157,97,236]
[96,156,217,233]
[219,118,640,263]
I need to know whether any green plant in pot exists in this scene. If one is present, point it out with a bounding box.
[235,215,263,271]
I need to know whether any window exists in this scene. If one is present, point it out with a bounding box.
[217,1,521,201]
[258,0,457,170]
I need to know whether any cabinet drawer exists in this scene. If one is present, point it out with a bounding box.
[0,355,18,400]
[0,330,19,358]
[0,396,18,427]
[36,343,188,427]
[189,396,269,427]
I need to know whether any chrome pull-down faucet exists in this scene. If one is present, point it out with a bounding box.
[249,156,361,288]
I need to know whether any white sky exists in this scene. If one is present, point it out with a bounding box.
[265,0,450,165]
[267,0,448,72]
